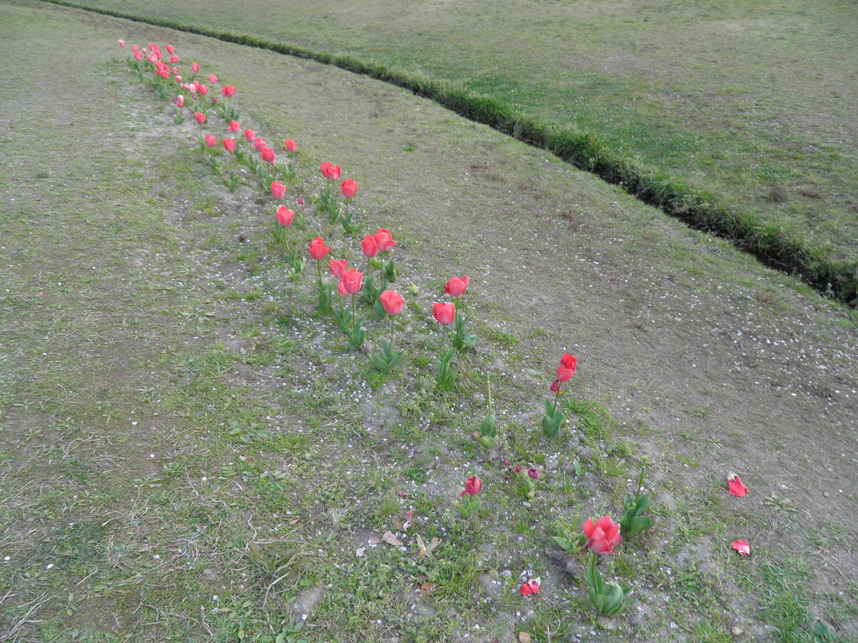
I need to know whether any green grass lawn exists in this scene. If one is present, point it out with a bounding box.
[38,0,858,302]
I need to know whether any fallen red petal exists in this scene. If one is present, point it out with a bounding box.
[732,540,751,556]
[727,472,749,497]
[519,578,541,595]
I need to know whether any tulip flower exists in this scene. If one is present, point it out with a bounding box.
[361,234,379,258]
[461,476,482,497]
[557,353,577,382]
[727,473,749,497]
[329,259,348,279]
[222,85,236,97]
[205,134,217,147]
[374,228,396,252]
[208,74,217,84]
[284,138,297,152]
[336,280,349,296]
[197,84,209,96]
[380,290,405,316]
[275,206,294,227]
[320,162,342,179]
[222,138,236,153]
[433,302,456,325]
[228,120,240,132]
[169,55,179,64]
[309,237,330,260]
[244,128,256,142]
[519,578,541,596]
[166,45,174,54]
[261,146,276,164]
[583,515,622,555]
[271,181,286,200]
[341,269,363,294]
[118,39,126,47]
[341,179,358,199]
[191,62,200,73]
[527,466,539,480]
[133,51,143,61]
[194,112,206,124]
[175,95,184,108]
[444,276,470,298]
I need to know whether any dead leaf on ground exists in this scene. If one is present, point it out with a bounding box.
[416,534,441,557]
[518,632,532,643]
[382,530,403,546]
[368,536,382,545]
[420,581,436,595]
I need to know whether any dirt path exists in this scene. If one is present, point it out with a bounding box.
[2,0,856,639]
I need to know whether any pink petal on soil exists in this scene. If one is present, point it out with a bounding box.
[727,472,749,497]
[731,540,751,556]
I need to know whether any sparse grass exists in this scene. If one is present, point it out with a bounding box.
[1,2,856,641]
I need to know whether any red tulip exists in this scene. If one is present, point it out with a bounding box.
[208,74,218,84]
[297,198,305,205]
[222,138,236,152]
[222,85,236,97]
[166,45,174,54]
[270,181,286,200]
[582,515,622,555]
[275,206,294,227]
[519,578,540,596]
[169,55,179,64]
[341,179,358,199]
[556,353,577,382]
[549,379,561,393]
[118,39,126,47]
[261,146,276,164]
[228,120,240,132]
[197,83,209,96]
[433,302,456,325]
[308,237,330,260]
[444,276,470,297]
[361,234,378,258]
[133,51,143,61]
[727,473,749,497]
[341,269,363,294]
[253,137,266,151]
[244,128,256,141]
[527,466,539,480]
[380,290,405,316]
[175,95,184,108]
[191,62,200,72]
[194,112,206,124]
[204,134,217,147]
[329,259,348,279]
[374,228,396,251]
[284,138,297,152]
[461,476,482,497]
[337,280,349,296]
[320,162,341,179]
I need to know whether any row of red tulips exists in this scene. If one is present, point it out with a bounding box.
[122,39,648,614]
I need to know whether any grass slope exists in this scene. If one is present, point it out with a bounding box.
[33,0,858,304]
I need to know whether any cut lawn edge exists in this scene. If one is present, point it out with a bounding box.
[36,0,858,306]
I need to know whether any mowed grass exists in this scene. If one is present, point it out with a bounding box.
[38,0,858,301]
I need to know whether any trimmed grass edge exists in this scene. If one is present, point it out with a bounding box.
[36,0,858,306]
